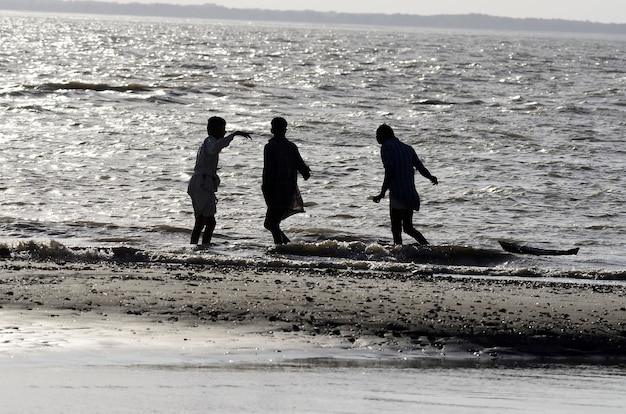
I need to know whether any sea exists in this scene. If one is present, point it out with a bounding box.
[1,11,625,413]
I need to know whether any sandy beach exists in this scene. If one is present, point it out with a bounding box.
[2,256,625,360]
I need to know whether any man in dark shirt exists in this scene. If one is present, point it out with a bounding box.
[262,117,311,244]
[372,124,438,245]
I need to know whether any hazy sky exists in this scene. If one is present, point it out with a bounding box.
[97,0,626,24]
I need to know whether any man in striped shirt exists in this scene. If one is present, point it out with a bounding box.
[372,124,438,245]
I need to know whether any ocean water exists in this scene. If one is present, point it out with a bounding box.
[1,12,625,277]
[1,11,626,413]
[2,358,626,413]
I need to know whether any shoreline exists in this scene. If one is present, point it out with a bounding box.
[2,258,626,362]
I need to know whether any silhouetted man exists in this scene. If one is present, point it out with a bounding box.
[188,116,251,245]
[372,124,438,245]
[262,117,310,244]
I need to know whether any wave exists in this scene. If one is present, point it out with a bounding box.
[412,99,455,106]
[3,240,625,282]
[411,98,485,106]
[34,81,153,93]
[274,240,510,266]
[557,104,592,114]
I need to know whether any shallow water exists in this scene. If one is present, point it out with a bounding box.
[1,12,625,276]
[1,13,626,406]
[2,352,625,413]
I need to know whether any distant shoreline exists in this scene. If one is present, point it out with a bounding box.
[1,1,626,35]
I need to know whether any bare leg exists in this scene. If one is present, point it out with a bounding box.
[201,215,216,245]
[402,209,429,245]
[191,214,206,244]
[390,207,403,245]
[264,207,288,244]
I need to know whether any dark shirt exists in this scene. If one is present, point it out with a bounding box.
[262,136,310,209]
[380,137,433,211]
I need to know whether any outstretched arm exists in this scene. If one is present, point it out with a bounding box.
[372,168,389,203]
[292,145,311,180]
[208,131,252,154]
[373,147,390,203]
[413,153,438,185]
[228,131,253,140]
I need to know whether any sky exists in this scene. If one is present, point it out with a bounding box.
[93,0,626,24]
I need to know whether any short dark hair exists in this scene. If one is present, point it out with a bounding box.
[376,124,394,143]
[271,117,288,132]
[207,116,226,135]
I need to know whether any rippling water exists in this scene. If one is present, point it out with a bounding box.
[1,12,625,274]
[3,357,626,414]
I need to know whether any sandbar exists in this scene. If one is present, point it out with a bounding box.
[1,259,626,362]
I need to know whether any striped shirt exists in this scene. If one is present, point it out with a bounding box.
[380,137,433,211]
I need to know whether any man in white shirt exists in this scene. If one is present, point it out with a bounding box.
[187,116,251,245]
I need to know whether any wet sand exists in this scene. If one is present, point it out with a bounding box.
[1,259,626,359]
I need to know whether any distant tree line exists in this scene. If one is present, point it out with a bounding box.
[2,0,626,35]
